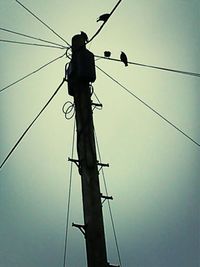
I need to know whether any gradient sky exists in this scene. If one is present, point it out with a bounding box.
[0,1,200,267]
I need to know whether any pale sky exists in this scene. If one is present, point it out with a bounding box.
[0,1,199,267]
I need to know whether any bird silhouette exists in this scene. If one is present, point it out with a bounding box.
[120,52,128,66]
[80,31,88,43]
[104,51,111,58]
[97,13,110,23]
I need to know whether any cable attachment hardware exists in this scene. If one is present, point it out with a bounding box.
[62,101,75,120]
[72,223,86,236]
[65,47,72,59]
[101,193,113,205]
[97,161,109,173]
[89,84,94,96]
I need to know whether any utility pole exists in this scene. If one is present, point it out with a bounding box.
[67,33,110,267]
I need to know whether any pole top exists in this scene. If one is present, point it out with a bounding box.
[72,34,86,52]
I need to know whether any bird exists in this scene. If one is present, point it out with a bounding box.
[104,51,111,58]
[97,13,110,23]
[120,51,128,66]
[80,31,88,43]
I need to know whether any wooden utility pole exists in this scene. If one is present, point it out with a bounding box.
[67,33,108,267]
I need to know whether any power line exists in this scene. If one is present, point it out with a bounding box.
[0,39,66,49]
[94,130,123,267]
[88,0,122,43]
[0,53,66,93]
[15,0,70,47]
[95,55,200,78]
[0,27,67,48]
[96,65,200,148]
[63,120,76,267]
[0,79,66,169]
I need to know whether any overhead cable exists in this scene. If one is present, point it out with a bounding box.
[0,27,67,48]
[0,79,66,169]
[0,53,66,93]
[96,65,200,148]
[63,120,76,267]
[95,55,200,78]
[88,0,122,43]
[0,39,66,49]
[15,0,70,46]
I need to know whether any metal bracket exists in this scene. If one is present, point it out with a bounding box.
[72,223,86,236]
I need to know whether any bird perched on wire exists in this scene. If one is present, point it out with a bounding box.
[120,51,128,67]
[104,51,111,58]
[97,13,110,23]
[80,31,88,43]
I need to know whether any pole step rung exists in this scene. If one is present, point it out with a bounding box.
[101,194,113,200]
[68,157,79,163]
[97,162,109,167]
[91,102,103,108]
[72,223,86,236]
[68,157,80,168]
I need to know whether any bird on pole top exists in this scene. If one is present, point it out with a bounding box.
[120,51,128,67]
[80,31,89,43]
[104,51,111,58]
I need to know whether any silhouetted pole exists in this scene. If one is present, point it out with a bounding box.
[67,34,108,267]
